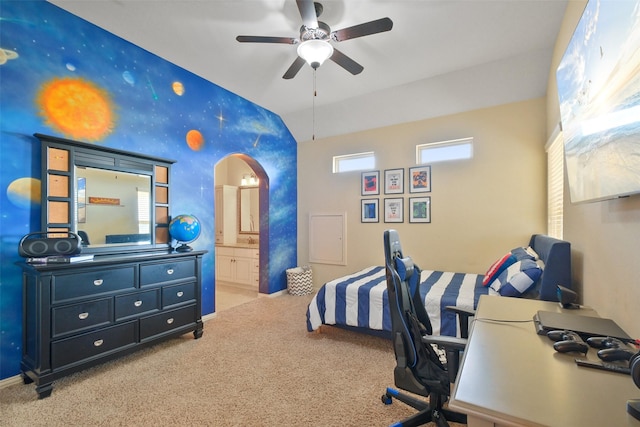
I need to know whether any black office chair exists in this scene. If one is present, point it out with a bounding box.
[381,229,468,427]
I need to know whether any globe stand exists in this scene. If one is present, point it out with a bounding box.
[174,243,193,253]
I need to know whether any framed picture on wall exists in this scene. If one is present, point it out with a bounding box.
[409,197,431,223]
[384,168,404,194]
[361,199,379,223]
[361,170,380,196]
[409,166,431,193]
[384,198,403,223]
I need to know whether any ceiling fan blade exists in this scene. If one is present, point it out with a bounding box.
[296,0,318,29]
[331,17,393,42]
[236,35,298,44]
[329,48,364,75]
[283,56,306,79]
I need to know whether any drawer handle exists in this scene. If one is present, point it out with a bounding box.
[176,291,184,297]
[134,300,143,307]
[166,318,174,325]
[78,312,89,320]
[94,339,103,347]
[166,269,174,275]
[93,279,103,286]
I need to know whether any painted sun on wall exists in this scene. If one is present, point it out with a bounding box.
[37,77,116,141]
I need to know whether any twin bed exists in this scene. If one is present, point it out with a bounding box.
[306,234,571,338]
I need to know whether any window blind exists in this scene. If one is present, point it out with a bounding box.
[546,129,564,239]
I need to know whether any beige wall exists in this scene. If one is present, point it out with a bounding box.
[547,1,640,338]
[298,98,547,287]
[296,0,640,340]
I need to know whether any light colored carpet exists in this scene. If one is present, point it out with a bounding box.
[1,293,462,426]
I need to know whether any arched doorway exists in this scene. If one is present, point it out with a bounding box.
[213,154,268,311]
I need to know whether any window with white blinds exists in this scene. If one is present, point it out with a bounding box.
[546,130,564,239]
[137,188,150,234]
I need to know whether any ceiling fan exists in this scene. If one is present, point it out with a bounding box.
[236,0,393,79]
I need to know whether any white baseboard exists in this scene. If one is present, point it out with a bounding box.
[260,289,287,298]
[0,374,23,390]
[202,312,217,322]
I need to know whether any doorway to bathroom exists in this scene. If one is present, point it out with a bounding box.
[214,154,265,312]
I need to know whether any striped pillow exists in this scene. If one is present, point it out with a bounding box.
[489,259,543,297]
[511,246,539,261]
[482,252,517,286]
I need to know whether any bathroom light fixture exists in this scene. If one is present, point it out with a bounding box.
[241,173,259,187]
[296,39,334,69]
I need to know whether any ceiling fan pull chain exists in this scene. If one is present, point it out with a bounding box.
[312,69,317,141]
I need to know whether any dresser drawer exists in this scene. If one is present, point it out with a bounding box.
[139,305,196,341]
[162,282,195,308]
[51,321,137,370]
[140,259,196,286]
[52,266,135,303]
[115,289,160,321]
[52,298,113,338]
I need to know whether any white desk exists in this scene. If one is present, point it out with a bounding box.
[449,295,640,427]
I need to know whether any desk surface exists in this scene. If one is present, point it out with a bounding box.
[449,295,640,427]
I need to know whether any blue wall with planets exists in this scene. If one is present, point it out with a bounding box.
[0,0,297,380]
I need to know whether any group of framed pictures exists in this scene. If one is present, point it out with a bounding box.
[360,166,431,223]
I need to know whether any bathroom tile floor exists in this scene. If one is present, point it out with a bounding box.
[216,284,258,312]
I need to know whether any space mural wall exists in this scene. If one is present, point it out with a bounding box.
[0,1,297,380]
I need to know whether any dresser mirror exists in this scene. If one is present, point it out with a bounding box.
[75,166,152,247]
[238,186,259,234]
[36,133,174,255]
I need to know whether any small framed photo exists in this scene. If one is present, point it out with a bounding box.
[384,198,404,223]
[361,170,380,196]
[361,199,379,223]
[409,166,431,193]
[384,168,404,194]
[409,197,431,223]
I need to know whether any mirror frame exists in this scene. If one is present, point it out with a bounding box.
[238,186,259,235]
[36,133,175,255]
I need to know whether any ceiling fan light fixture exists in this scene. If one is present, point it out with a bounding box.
[297,39,333,69]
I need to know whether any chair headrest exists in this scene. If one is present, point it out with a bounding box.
[395,256,414,281]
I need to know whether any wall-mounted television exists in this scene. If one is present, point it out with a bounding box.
[557,0,640,203]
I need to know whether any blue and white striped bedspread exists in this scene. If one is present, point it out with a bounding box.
[306,266,489,337]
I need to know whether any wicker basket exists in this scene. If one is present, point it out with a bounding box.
[286,266,313,296]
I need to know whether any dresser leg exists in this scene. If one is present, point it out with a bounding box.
[194,321,204,339]
[36,383,53,399]
[21,373,34,384]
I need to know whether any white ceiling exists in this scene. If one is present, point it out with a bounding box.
[49,0,569,143]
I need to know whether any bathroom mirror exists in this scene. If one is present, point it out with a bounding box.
[238,186,259,234]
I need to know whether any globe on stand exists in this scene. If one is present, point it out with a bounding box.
[169,214,201,252]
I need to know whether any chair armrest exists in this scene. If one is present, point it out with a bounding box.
[422,335,466,352]
[445,306,476,339]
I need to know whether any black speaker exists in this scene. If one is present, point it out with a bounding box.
[18,232,82,257]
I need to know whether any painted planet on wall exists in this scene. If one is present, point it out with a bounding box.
[186,129,204,151]
[122,71,135,86]
[6,178,41,209]
[0,48,18,65]
[172,81,184,96]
